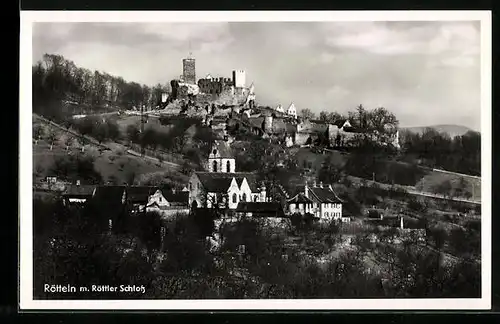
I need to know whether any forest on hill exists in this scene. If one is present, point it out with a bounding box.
[32,53,170,119]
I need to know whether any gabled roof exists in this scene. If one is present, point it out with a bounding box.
[89,186,126,211]
[293,185,343,204]
[235,202,285,217]
[307,186,343,203]
[287,192,314,204]
[63,185,96,197]
[163,191,189,205]
[195,172,259,193]
[126,186,160,203]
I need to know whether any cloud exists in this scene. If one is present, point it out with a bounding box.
[324,21,480,57]
[31,21,482,130]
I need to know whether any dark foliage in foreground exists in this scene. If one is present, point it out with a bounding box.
[33,199,481,299]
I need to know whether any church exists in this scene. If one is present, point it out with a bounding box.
[188,141,267,210]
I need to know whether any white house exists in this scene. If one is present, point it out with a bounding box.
[287,181,343,222]
[62,184,96,205]
[146,189,170,210]
[146,189,190,217]
[287,103,297,119]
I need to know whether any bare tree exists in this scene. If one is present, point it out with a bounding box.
[64,136,74,151]
[33,124,44,145]
[46,130,57,150]
[77,136,86,152]
[299,108,316,121]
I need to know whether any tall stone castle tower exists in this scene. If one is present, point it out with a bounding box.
[182,58,196,84]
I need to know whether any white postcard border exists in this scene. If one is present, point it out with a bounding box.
[19,10,492,310]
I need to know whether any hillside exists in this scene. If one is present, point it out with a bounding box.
[32,115,188,187]
[402,124,475,138]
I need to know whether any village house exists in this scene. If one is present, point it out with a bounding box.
[286,103,298,119]
[61,183,96,206]
[286,181,344,222]
[126,186,161,213]
[146,188,190,217]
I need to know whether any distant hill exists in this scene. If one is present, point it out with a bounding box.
[401,124,476,138]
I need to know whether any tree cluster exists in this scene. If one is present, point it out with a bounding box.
[400,128,481,176]
[72,116,121,144]
[33,53,169,120]
[49,154,102,184]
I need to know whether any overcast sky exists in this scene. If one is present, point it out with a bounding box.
[32,21,481,130]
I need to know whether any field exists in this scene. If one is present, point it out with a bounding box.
[291,148,347,170]
[415,171,481,201]
[32,116,180,185]
[293,147,481,201]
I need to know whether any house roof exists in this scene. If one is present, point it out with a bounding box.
[163,191,189,205]
[235,202,285,217]
[287,192,314,204]
[89,186,126,213]
[195,172,259,193]
[333,119,348,128]
[126,186,160,203]
[308,186,343,203]
[293,185,343,203]
[63,184,96,197]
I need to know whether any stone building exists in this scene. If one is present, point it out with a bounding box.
[182,58,196,84]
[188,141,266,210]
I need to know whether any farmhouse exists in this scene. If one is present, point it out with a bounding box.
[287,181,344,222]
[146,189,190,217]
[126,186,161,213]
[61,184,96,206]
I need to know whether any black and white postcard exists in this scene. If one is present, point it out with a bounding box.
[19,10,492,310]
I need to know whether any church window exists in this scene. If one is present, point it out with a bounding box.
[213,160,218,172]
[232,193,237,203]
[242,193,247,202]
[226,160,231,172]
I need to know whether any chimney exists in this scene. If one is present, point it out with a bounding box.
[328,184,333,191]
[76,180,81,186]
[304,181,309,198]
[313,180,317,188]
[172,188,176,194]
[400,216,404,230]
[319,181,323,188]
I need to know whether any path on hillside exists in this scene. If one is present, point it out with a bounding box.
[324,148,481,181]
[33,114,180,169]
[348,176,481,205]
